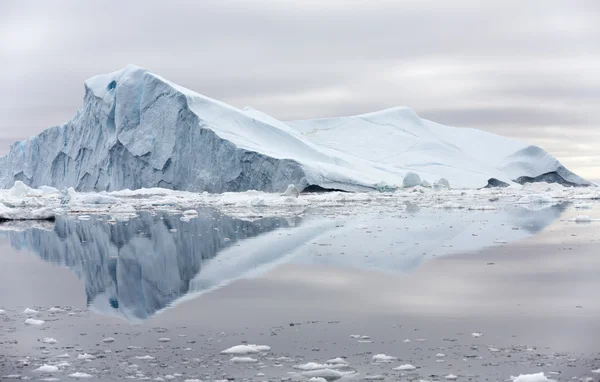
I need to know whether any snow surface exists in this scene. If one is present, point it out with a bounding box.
[0,65,591,193]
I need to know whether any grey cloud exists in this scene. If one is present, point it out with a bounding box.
[0,0,599,177]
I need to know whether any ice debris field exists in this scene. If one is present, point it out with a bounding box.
[0,180,599,222]
[0,65,593,194]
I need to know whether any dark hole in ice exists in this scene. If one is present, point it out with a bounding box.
[109,297,119,309]
[107,80,117,91]
[484,178,510,188]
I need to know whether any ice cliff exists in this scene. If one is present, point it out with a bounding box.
[0,65,592,192]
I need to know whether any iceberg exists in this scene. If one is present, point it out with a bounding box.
[0,65,591,192]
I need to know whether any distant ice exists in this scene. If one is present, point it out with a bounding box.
[220,344,271,355]
[394,364,417,371]
[230,356,258,363]
[34,364,58,373]
[23,308,38,315]
[77,353,96,360]
[42,338,58,344]
[68,372,93,378]
[373,354,397,363]
[511,372,550,382]
[24,318,45,326]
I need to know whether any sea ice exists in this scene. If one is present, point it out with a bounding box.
[230,356,258,363]
[34,364,59,373]
[511,372,550,382]
[220,344,271,355]
[24,318,45,325]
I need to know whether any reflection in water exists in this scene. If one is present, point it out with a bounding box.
[3,210,298,321]
[0,204,566,321]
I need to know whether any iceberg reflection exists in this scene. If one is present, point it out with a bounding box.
[0,204,566,322]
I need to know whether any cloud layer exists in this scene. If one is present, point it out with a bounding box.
[1,0,598,178]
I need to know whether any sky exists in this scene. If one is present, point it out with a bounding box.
[1,0,599,179]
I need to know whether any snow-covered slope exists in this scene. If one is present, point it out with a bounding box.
[0,65,591,192]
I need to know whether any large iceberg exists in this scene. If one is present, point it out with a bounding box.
[0,65,591,192]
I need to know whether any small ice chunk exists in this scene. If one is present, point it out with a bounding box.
[157,337,171,342]
[402,172,422,188]
[56,353,70,358]
[77,353,96,360]
[445,375,458,380]
[183,209,198,216]
[471,332,483,338]
[220,344,270,355]
[300,369,343,380]
[573,215,592,223]
[102,337,115,343]
[326,358,348,365]
[42,338,58,344]
[403,339,411,343]
[230,356,258,363]
[48,307,65,313]
[591,369,600,374]
[373,354,397,363]
[394,364,416,371]
[294,362,334,371]
[308,378,328,382]
[23,308,38,315]
[364,376,385,381]
[24,318,45,326]
[56,362,70,367]
[68,372,93,378]
[436,353,446,357]
[349,334,361,339]
[282,184,300,198]
[0,309,5,314]
[135,355,155,360]
[34,364,59,373]
[512,372,550,382]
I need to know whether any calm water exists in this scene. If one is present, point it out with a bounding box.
[0,204,599,380]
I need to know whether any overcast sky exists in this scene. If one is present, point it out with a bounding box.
[1,0,599,179]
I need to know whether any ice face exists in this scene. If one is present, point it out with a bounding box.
[0,65,592,192]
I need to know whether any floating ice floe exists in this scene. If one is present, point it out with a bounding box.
[445,375,458,380]
[23,308,38,315]
[373,354,397,363]
[572,215,594,223]
[471,332,483,338]
[230,356,258,363]
[294,362,345,371]
[135,355,155,360]
[394,364,417,371]
[77,353,96,360]
[34,364,59,373]
[42,338,58,344]
[102,337,115,343]
[220,344,271,355]
[68,372,93,378]
[511,372,550,382]
[24,318,45,326]
[47,307,65,313]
